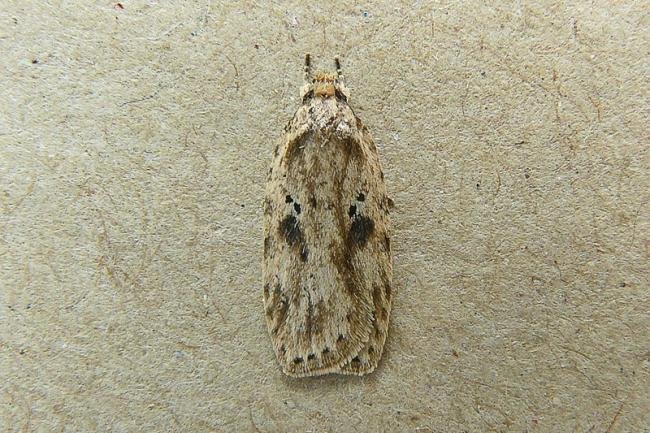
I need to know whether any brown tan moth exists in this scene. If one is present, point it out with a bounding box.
[263,54,392,377]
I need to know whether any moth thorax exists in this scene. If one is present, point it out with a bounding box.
[313,72,337,98]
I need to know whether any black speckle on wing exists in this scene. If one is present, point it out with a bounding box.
[279,215,302,246]
[348,216,375,248]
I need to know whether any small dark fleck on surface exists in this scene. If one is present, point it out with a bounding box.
[285,195,293,203]
[480,71,486,77]
[115,2,124,9]
[307,353,316,360]
[452,349,459,357]
[348,204,357,218]
[619,282,627,287]
[293,202,301,214]
[524,171,530,179]
[31,59,39,64]
[351,356,361,363]
[254,43,259,49]
[293,357,304,364]
[368,346,374,353]
[357,192,365,201]
[337,334,344,342]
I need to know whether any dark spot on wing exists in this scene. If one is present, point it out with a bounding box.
[348,204,357,218]
[279,215,302,246]
[293,357,304,364]
[307,353,316,360]
[293,202,301,214]
[348,216,375,247]
[285,195,293,203]
[357,192,365,201]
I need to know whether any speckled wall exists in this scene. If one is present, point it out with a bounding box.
[1,1,648,432]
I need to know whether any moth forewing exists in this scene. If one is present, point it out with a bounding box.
[263,55,392,377]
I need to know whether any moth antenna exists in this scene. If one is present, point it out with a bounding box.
[304,53,312,83]
[334,56,344,83]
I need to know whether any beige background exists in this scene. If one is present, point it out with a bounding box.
[1,1,649,432]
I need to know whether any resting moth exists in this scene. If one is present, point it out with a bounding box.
[263,54,392,377]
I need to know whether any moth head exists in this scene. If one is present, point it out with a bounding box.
[300,55,350,102]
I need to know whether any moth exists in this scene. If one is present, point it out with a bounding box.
[263,54,392,377]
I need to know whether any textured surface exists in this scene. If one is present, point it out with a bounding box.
[1,1,648,432]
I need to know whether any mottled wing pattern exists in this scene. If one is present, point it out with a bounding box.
[263,108,392,377]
